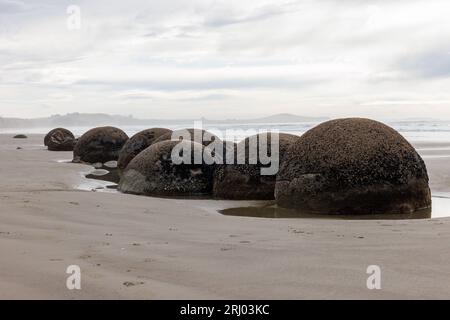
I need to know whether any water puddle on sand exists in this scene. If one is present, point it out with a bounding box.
[56,159,120,193]
[81,161,120,192]
[220,197,450,220]
[56,159,72,163]
[76,180,117,193]
[85,168,120,184]
[71,158,450,220]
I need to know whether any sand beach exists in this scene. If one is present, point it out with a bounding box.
[0,133,450,299]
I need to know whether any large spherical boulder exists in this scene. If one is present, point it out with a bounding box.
[44,128,73,146]
[118,140,216,196]
[73,126,128,163]
[44,128,76,151]
[275,118,431,214]
[152,128,221,147]
[117,128,172,170]
[213,133,299,200]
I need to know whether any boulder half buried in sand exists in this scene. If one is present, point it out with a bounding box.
[213,133,299,200]
[275,118,431,215]
[44,128,76,151]
[73,126,128,163]
[117,128,172,170]
[119,140,216,197]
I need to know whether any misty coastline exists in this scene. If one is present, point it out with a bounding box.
[0,112,328,129]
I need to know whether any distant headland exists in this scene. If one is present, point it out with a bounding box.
[0,113,328,129]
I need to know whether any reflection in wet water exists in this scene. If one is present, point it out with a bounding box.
[56,159,72,163]
[85,164,120,184]
[220,197,450,220]
[77,162,120,192]
[79,159,450,220]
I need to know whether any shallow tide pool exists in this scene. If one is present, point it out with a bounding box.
[220,196,450,220]
[68,159,450,220]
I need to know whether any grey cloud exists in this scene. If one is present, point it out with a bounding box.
[74,76,325,92]
[0,0,27,13]
[398,49,450,78]
[203,1,301,27]
[178,93,231,101]
[2,0,450,119]
[138,0,302,38]
[119,92,231,102]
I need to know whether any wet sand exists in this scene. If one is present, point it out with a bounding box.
[1,134,450,299]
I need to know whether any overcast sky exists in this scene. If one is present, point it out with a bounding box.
[1,0,450,120]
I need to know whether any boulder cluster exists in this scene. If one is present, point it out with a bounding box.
[119,128,222,196]
[44,118,431,215]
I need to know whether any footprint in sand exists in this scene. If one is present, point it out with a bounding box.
[123,281,145,287]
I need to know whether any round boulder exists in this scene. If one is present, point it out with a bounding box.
[44,128,76,151]
[152,128,221,147]
[275,118,431,214]
[117,128,172,170]
[118,140,216,197]
[213,133,299,200]
[73,126,129,163]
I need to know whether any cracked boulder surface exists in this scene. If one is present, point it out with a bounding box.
[275,118,431,215]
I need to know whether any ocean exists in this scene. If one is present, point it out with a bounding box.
[2,120,450,143]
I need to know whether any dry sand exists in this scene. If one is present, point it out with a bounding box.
[1,134,450,299]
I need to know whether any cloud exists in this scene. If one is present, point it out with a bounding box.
[203,1,301,27]
[2,0,450,119]
[0,0,27,13]
[115,89,232,102]
[180,93,230,101]
[398,49,450,79]
[75,76,324,91]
